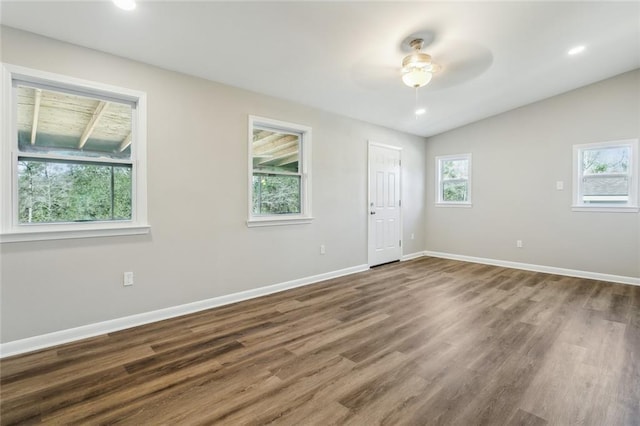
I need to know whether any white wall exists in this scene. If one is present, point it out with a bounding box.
[0,27,427,343]
[425,69,640,279]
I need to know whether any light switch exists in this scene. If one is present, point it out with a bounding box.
[556,181,564,190]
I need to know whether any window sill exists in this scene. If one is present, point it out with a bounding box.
[571,205,639,213]
[435,203,473,208]
[1,224,151,243]
[247,216,314,228]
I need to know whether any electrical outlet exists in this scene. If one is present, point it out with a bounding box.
[556,181,564,190]
[123,271,134,286]
[516,240,523,248]
[320,244,326,255]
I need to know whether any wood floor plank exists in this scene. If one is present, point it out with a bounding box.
[507,409,548,426]
[0,345,156,400]
[340,374,429,425]
[269,401,351,426]
[1,257,639,425]
[197,355,355,425]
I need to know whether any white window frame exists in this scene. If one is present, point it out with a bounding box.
[1,63,149,243]
[435,153,472,207]
[247,115,312,227]
[572,139,639,213]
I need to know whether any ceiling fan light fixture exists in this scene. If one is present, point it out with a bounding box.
[401,38,434,88]
[402,67,432,88]
[402,52,432,69]
[402,52,431,68]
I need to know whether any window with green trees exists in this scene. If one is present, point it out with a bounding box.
[248,116,312,226]
[15,84,134,224]
[436,153,472,206]
[251,127,301,215]
[18,160,132,223]
[573,139,638,211]
[1,64,148,242]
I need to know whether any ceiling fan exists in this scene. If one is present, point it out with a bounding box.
[351,31,493,94]
[398,32,494,93]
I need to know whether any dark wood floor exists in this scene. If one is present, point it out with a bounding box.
[1,257,639,425]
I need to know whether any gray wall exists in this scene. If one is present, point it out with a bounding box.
[2,26,637,344]
[0,27,427,342]
[425,69,640,279]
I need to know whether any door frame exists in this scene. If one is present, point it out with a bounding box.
[367,140,403,267]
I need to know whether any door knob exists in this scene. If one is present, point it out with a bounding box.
[370,211,376,215]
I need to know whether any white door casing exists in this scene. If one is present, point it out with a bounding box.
[368,142,402,266]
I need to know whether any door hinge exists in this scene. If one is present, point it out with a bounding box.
[399,240,402,247]
[399,199,402,207]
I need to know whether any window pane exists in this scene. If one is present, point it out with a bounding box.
[252,128,300,174]
[17,85,132,160]
[443,180,468,202]
[252,174,301,215]
[113,166,133,219]
[18,159,132,223]
[442,159,468,180]
[582,146,629,174]
[582,175,628,204]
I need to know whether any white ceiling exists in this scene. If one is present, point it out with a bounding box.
[1,1,639,137]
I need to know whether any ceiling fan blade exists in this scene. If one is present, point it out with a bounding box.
[426,40,494,90]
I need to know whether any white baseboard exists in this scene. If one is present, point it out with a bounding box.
[422,250,640,286]
[401,251,426,261]
[0,263,369,359]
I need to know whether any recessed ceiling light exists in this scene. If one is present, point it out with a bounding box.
[568,45,586,56]
[113,0,136,11]
[415,108,427,116]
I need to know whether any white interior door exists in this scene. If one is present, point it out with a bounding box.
[368,142,402,266]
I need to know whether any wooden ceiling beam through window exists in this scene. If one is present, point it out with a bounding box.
[257,144,299,166]
[254,139,298,157]
[118,132,132,152]
[252,130,273,143]
[271,153,300,167]
[253,133,280,147]
[253,134,299,154]
[253,133,298,149]
[78,101,109,149]
[30,88,42,145]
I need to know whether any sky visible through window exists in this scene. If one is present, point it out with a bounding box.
[583,146,629,174]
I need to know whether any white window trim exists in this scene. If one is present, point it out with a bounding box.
[435,153,472,207]
[572,139,639,213]
[247,115,313,227]
[0,63,149,243]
